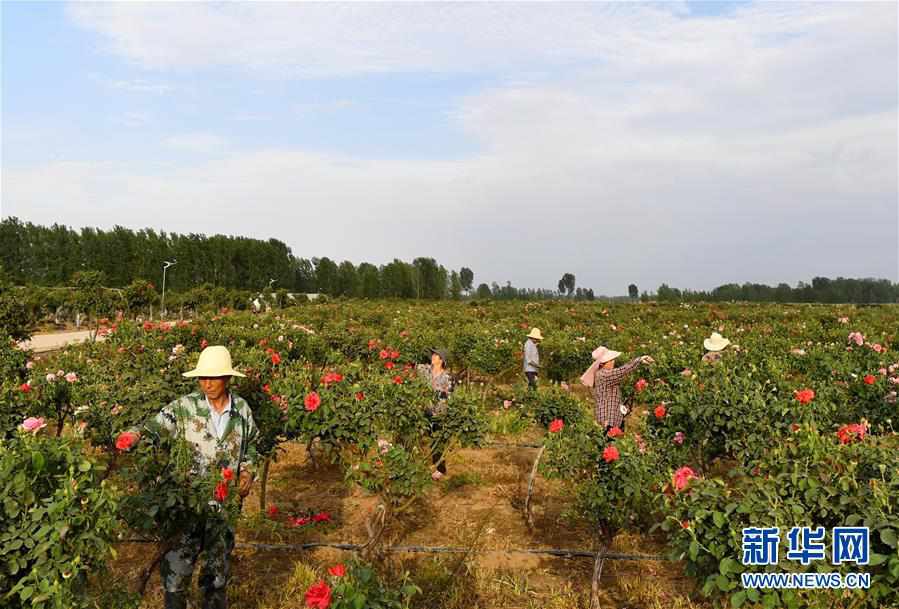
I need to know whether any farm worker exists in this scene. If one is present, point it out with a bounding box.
[523,328,544,390]
[702,331,731,365]
[580,346,654,435]
[417,347,454,479]
[122,345,259,609]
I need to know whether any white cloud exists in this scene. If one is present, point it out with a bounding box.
[109,78,172,94]
[5,2,896,291]
[163,133,230,154]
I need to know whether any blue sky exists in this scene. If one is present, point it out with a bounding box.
[2,2,897,294]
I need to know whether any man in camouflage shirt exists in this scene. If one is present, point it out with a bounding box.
[129,346,258,609]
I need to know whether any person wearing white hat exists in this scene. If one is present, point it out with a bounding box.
[702,332,731,365]
[119,345,258,609]
[523,328,544,390]
[580,346,653,433]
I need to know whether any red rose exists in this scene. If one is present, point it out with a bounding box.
[354,392,365,401]
[607,426,623,438]
[267,505,279,517]
[305,581,332,609]
[270,352,282,366]
[794,388,815,404]
[292,516,311,527]
[379,349,389,360]
[635,378,648,393]
[312,511,331,523]
[213,480,228,502]
[384,361,395,370]
[262,384,272,394]
[20,383,31,393]
[115,431,139,452]
[673,466,697,492]
[548,419,564,433]
[602,445,620,463]
[390,350,400,360]
[654,404,666,419]
[393,375,403,384]
[328,564,346,577]
[863,374,876,385]
[221,467,234,481]
[681,520,691,529]
[304,392,321,412]
[259,339,268,347]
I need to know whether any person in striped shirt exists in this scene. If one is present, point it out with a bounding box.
[580,346,653,434]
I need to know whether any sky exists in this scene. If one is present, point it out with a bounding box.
[2,1,897,295]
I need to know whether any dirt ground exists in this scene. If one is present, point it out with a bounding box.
[110,427,703,609]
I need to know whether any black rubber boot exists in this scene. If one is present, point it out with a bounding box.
[202,587,227,609]
[164,591,188,609]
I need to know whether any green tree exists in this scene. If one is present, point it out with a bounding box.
[357,263,381,298]
[558,273,576,297]
[459,267,474,293]
[449,271,463,300]
[628,284,638,299]
[314,257,339,296]
[475,283,492,299]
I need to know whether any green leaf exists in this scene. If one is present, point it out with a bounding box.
[713,511,726,528]
[31,451,45,473]
[880,528,897,549]
[689,540,699,561]
[731,590,747,608]
[868,553,888,566]
[78,460,92,472]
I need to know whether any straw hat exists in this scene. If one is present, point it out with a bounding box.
[527,328,544,341]
[592,346,622,364]
[703,332,731,352]
[429,347,450,366]
[182,346,246,378]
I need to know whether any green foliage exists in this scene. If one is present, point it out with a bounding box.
[310,560,420,609]
[518,383,587,428]
[117,432,241,542]
[661,428,899,608]
[1,432,120,609]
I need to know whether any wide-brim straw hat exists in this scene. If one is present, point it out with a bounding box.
[183,346,246,378]
[592,346,622,364]
[527,328,544,341]
[703,332,731,352]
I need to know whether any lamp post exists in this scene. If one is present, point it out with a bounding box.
[161,260,177,319]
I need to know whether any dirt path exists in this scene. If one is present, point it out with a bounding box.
[18,329,104,353]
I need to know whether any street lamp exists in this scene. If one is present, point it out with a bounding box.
[161,260,177,319]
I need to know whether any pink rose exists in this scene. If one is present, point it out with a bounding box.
[46,373,57,383]
[673,431,685,445]
[20,416,47,434]
[65,372,78,383]
[673,466,697,492]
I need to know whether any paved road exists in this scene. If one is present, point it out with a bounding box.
[18,329,105,353]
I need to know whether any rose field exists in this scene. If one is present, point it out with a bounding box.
[2,300,898,609]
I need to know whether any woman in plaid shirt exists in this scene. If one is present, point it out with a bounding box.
[580,346,653,433]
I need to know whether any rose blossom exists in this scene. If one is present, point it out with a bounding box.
[548,419,564,433]
[673,466,697,492]
[673,431,685,445]
[116,431,139,451]
[654,404,666,419]
[304,392,321,412]
[607,426,623,438]
[328,564,346,577]
[213,481,228,502]
[46,373,57,383]
[20,416,47,434]
[602,445,620,463]
[794,389,815,405]
[65,372,78,383]
[634,378,648,393]
[305,581,332,609]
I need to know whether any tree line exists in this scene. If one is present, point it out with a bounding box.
[0,217,478,299]
[633,278,899,304]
